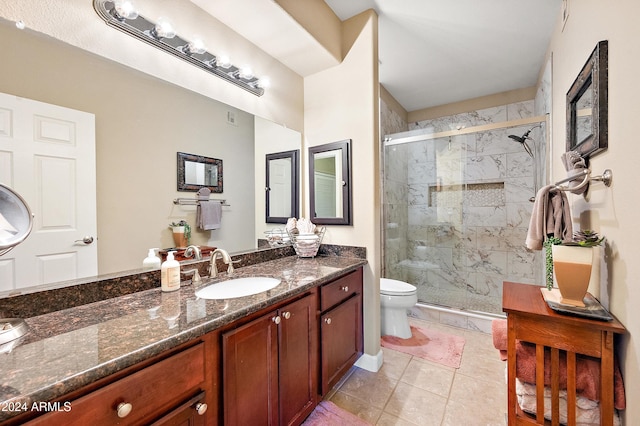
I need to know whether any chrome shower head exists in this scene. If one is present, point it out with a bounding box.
[508,134,526,143]
[508,126,539,158]
[508,134,534,158]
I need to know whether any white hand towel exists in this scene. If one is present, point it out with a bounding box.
[197,200,222,231]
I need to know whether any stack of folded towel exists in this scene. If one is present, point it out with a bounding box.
[492,319,626,408]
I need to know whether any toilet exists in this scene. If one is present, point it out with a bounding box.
[380,278,418,339]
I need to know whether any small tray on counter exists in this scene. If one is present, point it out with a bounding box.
[540,288,613,321]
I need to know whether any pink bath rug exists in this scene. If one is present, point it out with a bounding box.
[381,325,465,368]
[302,401,371,425]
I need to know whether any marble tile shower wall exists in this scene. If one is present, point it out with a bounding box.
[383,100,544,314]
[380,98,409,277]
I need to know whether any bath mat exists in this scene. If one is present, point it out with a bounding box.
[381,325,465,368]
[302,401,370,425]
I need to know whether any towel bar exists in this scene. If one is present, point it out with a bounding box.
[554,169,612,192]
[173,198,229,206]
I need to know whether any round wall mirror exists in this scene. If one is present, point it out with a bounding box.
[0,183,34,256]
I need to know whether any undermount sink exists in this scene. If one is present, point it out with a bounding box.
[195,277,281,300]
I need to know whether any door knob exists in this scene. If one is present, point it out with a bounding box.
[75,236,94,245]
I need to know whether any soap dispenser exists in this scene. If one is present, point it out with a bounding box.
[143,248,161,269]
[161,251,181,292]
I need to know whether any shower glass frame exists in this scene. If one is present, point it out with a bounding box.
[382,118,547,315]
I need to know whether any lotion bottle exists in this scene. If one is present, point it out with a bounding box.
[161,251,181,292]
[143,248,161,269]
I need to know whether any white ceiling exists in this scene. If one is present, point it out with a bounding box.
[325,0,561,112]
[198,0,561,113]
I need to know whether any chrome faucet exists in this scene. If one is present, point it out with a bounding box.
[208,248,234,278]
[184,245,202,260]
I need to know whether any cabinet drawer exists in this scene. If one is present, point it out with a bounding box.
[29,343,205,425]
[320,269,363,312]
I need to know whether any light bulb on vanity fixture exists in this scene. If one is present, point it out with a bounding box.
[235,66,254,81]
[217,55,232,69]
[183,37,206,55]
[93,0,266,96]
[151,17,176,39]
[113,0,138,20]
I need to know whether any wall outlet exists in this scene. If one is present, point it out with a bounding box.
[227,111,237,126]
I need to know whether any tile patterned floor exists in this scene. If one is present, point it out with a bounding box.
[326,318,507,425]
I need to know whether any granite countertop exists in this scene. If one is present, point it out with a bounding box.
[0,255,366,422]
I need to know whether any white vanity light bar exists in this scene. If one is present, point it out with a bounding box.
[93,0,265,96]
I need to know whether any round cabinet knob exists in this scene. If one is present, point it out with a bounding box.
[272,316,281,324]
[340,286,349,292]
[324,318,332,325]
[282,311,291,320]
[195,402,208,415]
[116,402,133,418]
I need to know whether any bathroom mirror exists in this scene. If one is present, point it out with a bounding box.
[177,152,223,193]
[266,150,299,223]
[0,184,33,256]
[566,40,608,159]
[309,140,352,225]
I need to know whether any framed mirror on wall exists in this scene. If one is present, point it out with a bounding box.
[265,150,299,223]
[566,40,608,159]
[177,152,223,192]
[309,139,352,225]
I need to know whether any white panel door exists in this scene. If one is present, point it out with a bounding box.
[269,158,292,217]
[0,92,97,292]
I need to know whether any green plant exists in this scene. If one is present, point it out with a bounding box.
[543,237,562,290]
[563,230,605,247]
[169,220,191,244]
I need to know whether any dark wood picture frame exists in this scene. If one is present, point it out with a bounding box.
[309,139,352,226]
[265,149,300,224]
[566,40,608,160]
[177,152,223,193]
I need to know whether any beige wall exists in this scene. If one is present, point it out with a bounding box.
[547,0,640,422]
[304,10,381,361]
[408,87,537,123]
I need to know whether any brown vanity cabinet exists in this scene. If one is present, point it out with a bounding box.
[14,265,364,426]
[25,342,209,426]
[319,268,363,395]
[221,292,318,426]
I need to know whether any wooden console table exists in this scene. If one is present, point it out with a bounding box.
[502,282,626,425]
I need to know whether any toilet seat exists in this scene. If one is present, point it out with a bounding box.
[380,278,417,296]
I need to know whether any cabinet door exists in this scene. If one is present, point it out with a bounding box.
[222,311,279,426]
[320,294,363,395]
[278,295,317,426]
